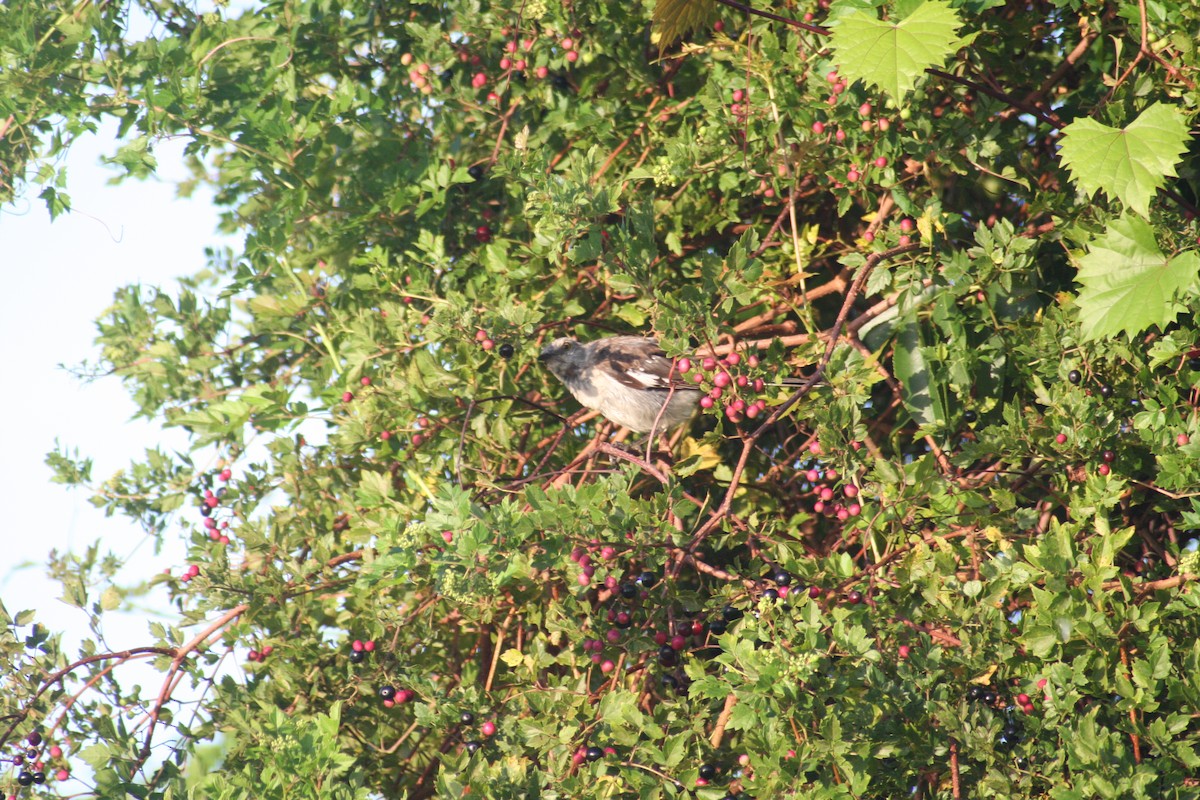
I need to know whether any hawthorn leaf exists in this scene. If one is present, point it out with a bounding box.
[829,0,964,99]
[1057,103,1191,218]
[1075,215,1200,341]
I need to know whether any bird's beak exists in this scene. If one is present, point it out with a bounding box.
[537,346,552,362]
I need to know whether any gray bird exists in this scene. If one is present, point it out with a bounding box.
[538,335,704,433]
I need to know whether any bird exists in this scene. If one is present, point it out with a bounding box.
[538,335,704,434]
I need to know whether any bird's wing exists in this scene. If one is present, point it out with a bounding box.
[591,337,696,393]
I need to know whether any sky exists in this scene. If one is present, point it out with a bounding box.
[0,124,235,650]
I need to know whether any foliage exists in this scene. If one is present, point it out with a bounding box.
[3,0,1200,798]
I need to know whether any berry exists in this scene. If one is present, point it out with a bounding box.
[480,721,496,737]
[585,746,604,762]
[722,605,743,622]
[707,619,728,636]
[1097,463,1111,476]
[812,121,825,134]
[808,585,823,599]
[773,569,792,586]
[465,741,482,754]
[1055,433,1067,444]
[963,410,977,423]
[468,164,485,180]
[619,582,637,599]
[1067,369,1081,384]
[55,769,69,781]
[845,590,863,604]
[670,634,687,651]
[475,225,492,243]
[378,685,396,701]
[1101,449,1116,463]
[762,588,779,601]
[498,343,514,359]
[1098,383,1113,398]
[342,391,354,403]
[49,745,62,758]
[1016,693,1031,705]
[1177,433,1191,446]
[658,644,678,666]
[461,711,476,725]
[349,649,366,664]
[982,690,997,704]
[17,772,33,787]
[31,773,45,785]
[898,644,911,659]
[1189,356,1200,371]
[699,763,717,780]
[966,685,983,701]
[27,732,42,747]
[637,571,658,588]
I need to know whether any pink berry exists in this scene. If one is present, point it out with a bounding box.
[606,628,620,643]
[713,371,731,388]
[812,121,826,134]
[654,631,668,646]
[342,391,354,402]
[481,338,495,351]
[874,156,888,168]
[364,640,376,651]
[49,746,62,758]
[475,329,488,342]
[1177,433,1190,446]
[566,50,579,62]
[1098,463,1111,476]
[481,721,496,737]
[725,352,741,366]
[600,659,614,673]
[219,468,232,481]
[835,129,846,142]
[699,396,714,409]
[713,20,725,31]
[535,65,549,79]
[499,57,512,70]
[471,72,488,89]
[847,503,861,516]
[670,634,686,651]
[505,40,518,53]
[898,645,910,659]
[56,770,69,781]
[560,38,574,50]
[1016,693,1031,705]
[844,484,859,498]
[352,639,364,652]
[899,218,915,232]
[515,59,526,70]
[702,356,718,371]
[859,102,872,116]
[732,89,745,102]
[1055,433,1067,444]
[846,169,860,183]
[898,235,911,246]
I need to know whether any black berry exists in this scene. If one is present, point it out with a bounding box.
[721,605,743,622]
[349,649,366,664]
[1098,383,1113,398]
[658,644,678,666]
[619,582,638,599]
[762,588,780,601]
[498,343,514,359]
[699,763,717,780]
[378,685,396,701]
[963,410,977,423]
[17,771,33,787]
[467,164,485,180]
[465,740,482,754]
[982,690,997,704]
[460,711,476,725]
[966,686,983,701]
[585,746,604,761]
[1067,369,1081,384]
[551,74,570,91]
[32,772,46,785]
[636,571,658,588]
[707,619,727,636]
[660,673,679,691]
[1189,356,1200,371]
[27,731,42,746]
[773,569,792,586]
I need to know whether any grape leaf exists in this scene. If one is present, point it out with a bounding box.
[652,0,716,48]
[1057,103,1191,218]
[1075,215,1200,341]
[829,0,964,99]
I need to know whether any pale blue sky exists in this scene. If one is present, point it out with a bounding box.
[0,123,235,648]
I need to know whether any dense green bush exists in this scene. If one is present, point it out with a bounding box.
[3,0,1200,797]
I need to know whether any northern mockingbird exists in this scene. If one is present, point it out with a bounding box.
[538,335,704,433]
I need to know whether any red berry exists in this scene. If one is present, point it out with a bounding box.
[342,391,354,402]
[713,20,725,31]
[566,50,579,62]
[1055,433,1067,444]
[499,57,512,70]
[899,218,915,232]
[874,156,888,168]
[219,468,232,481]
[55,770,69,782]
[481,721,496,737]
[1178,433,1191,446]
[1097,463,1111,476]
[846,169,860,183]
[1016,693,1031,705]
[898,645,910,659]
[670,634,687,651]
[812,121,825,134]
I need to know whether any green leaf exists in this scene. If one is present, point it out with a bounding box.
[1074,215,1200,340]
[829,0,964,99]
[1057,103,1191,217]
[652,0,717,47]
